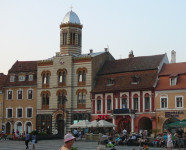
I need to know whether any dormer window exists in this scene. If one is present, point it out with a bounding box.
[10,76,14,82]
[28,75,33,81]
[19,76,25,81]
[107,78,115,86]
[132,76,140,84]
[170,78,176,85]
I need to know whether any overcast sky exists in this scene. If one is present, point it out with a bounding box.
[1,0,186,74]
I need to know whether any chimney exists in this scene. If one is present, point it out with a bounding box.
[129,50,134,58]
[170,50,176,63]
[90,49,93,53]
[104,48,108,52]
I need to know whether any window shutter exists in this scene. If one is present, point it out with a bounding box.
[44,77,46,84]
[79,75,82,82]
[60,75,62,83]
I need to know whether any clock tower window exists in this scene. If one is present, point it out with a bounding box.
[70,33,75,45]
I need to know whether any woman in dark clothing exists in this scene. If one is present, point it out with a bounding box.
[25,131,29,149]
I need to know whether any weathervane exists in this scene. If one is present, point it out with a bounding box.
[70,5,73,11]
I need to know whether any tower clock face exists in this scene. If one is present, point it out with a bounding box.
[59,57,65,65]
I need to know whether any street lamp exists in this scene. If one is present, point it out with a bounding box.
[62,95,67,136]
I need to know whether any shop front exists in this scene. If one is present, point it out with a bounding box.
[157,110,186,133]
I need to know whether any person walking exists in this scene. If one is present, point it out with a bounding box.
[73,129,78,141]
[176,127,184,150]
[2,129,5,140]
[78,127,81,140]
[167,129,173,150]
[25,131,29,149]
[32,132,36,150]
[59,133,76,150]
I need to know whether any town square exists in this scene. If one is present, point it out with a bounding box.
[1,0,186,150]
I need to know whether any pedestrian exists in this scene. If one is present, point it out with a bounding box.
[123,129,127,137]
[176,127,184,150]
[32,131,36,150]
[59,133,76,150]
[183,132,186,150]
[167,129,173,150]
[73,129,78,141]
[55,128,58,134]
[78,127,81,140]
[25,131,29,149]
[12,129,14,136]
[2,129,5,140]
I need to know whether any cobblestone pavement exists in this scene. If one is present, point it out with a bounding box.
[0,139,179,150]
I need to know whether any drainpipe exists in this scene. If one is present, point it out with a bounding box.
[2,88,5,130]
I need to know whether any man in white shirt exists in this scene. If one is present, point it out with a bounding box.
[123,129,127,136]
[73,129,78,141]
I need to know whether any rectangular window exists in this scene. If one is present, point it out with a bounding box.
[161,98,167,108]
[70,33,75,45]
[18,90,22,99]
[28,75,33,81]
[171,79,175,85]
[10,76,14,82]
[97,100,101,111]
[63,33,67,45]
[19,76,24,81]
[27,108,32,118]
[8,91,12,100]
[28,90,33,99]
[122,98,127,108]
[134,98,138,110]
[176,97,182,107]
[107,100,111,110]
[8,109,12,118]
[17,108,22,118]
[145,97,150,109]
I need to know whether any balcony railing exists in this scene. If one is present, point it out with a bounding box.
[111,108,135,114]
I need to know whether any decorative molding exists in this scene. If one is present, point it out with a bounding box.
[60,23,83,29]
[76,89,87,95]
[57,68,67,75]
[40,90,51,97]
[41,70,51,76]
[76,67,88,74]
[56,89,67,96]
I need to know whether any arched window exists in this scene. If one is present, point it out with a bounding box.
[58,92,66,108]
[122,94,128,109]
[63,32,67,45]
[41,91,50,109]
[78,33,81,46]
[97,96,101,111]
[41,71,51,88]
[133,94,138,110]
[70,32,75,45]
[76,68,87,86]
[145,93,150,109]
[57,69,67,87]
[107,95,111,111]
[76,89,87,109]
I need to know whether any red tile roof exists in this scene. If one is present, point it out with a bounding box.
[156,62,186,90]
[92,70,158,93]
[4,61,37,87]
[159,62,186,76]
[8,61,37,73]
[0,73,7,90]
[98,54,165,75]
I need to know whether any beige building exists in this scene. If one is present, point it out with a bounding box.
[0,73,7,132]
[155,62,186,133]
[36,10,114,135]
[3,61,37,134]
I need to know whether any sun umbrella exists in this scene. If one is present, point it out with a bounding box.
[88,120,117,127]
[167,119,186,127]
[69,120,91,128]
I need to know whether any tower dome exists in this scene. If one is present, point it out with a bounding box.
[62,11,80,24]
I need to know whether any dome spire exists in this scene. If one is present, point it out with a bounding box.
[70,5,73,11]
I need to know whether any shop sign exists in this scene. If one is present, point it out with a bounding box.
[73,111,87,113]
[165,111,184,118]
[96,115,109,120]
[123,120,129,123]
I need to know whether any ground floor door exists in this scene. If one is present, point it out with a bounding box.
[139,117,152,136]
[6,122,10,134]
[57,114,64,135]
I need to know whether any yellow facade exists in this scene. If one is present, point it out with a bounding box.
[3,86,37,134]
[155,90,186,133]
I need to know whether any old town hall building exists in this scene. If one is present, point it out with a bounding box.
[36,10,114,134]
